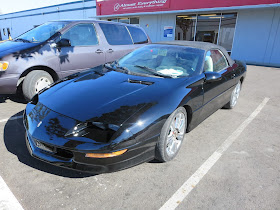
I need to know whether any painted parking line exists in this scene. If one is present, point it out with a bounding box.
[0,176,24,210]
[160,97,270,210]
[0,115,23,124]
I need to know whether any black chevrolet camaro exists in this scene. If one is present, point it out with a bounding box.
[24,41,246,173]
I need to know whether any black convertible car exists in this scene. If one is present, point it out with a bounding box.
[24,41,246,173]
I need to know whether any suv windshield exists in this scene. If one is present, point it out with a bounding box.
[14,22,68,43]
[118,44,204,78]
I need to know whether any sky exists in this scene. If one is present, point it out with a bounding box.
[0,0,76,15]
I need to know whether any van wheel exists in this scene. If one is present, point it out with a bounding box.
[22,70,53,101]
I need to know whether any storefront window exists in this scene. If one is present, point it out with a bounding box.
[108,18,118,22]
[130,17,140,25]
[176,15,196,41]
[218,13,237,51]
[107,17,139,25]
[196,14,220,43]
[175,13,237,52]
[118,18,130,24]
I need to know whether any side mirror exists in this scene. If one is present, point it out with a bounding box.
[56,38,71,48]
[204,72,222,83]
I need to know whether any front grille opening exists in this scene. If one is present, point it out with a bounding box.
[55,148,73,159]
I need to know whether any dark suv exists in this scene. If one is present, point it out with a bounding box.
[0,20,150,100]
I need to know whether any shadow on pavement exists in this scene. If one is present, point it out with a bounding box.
[3,111,93,178]
[0,94,27,104]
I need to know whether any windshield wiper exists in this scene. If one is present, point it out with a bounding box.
[14,38,31,43]
[134,65,173,78]
[104,63,130,74]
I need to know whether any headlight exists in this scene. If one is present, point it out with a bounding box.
[0,61,9,71]
[65,122,120,142]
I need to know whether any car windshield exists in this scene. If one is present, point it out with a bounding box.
[14,22,68,43]
[117,44,205,78]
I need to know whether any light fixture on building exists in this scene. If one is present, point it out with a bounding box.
[200,14,217,17]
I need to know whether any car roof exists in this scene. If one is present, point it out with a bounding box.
[50,19,134,26]
[156,41,234,66]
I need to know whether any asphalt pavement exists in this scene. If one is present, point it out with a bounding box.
[0,65,279,210]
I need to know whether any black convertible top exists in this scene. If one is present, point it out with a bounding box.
[156,41,235,66]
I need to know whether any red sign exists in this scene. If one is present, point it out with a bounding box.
[97,0,170,15]
[96,0,279,16]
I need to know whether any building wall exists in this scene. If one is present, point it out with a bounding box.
[231,7,280,66]
[0,0,96,40]
[139,14,176,42]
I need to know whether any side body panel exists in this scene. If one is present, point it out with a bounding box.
[188,60,246,132]
[57,22,106,78]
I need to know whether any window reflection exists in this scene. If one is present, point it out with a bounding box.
[219,13,237,51]
[175,15,196,41]
[175,13,237,52]
[106,17,140,25]
[118,18,130,24]
[196,14,220,44]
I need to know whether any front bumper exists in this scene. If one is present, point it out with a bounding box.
[25,130,157,174]
[0,73,18,94]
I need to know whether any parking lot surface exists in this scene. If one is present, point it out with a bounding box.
[0,65,279,210]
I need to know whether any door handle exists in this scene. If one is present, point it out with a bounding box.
[231,74,236,79]
[107,49,114,53]
[95,49,103,54]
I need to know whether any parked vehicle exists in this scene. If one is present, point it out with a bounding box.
[0,20,150,100]
[24,41,246,173]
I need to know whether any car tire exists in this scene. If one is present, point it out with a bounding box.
[155,107,187,162]
[22,70,53,101]
[224,81,242,109]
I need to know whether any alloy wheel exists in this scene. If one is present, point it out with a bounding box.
[231,82,241,107]
[166,112,186,157]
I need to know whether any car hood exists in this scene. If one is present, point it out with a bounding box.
[0,40,39,58]
[39,69,185,125]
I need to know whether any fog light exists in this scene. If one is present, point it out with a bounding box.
[85,149,127,158]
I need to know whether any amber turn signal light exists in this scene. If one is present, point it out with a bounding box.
[85,149,128,158]
[0,62,9,71]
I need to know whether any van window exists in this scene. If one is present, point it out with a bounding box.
[127,26,148,44]
[16,22,67,43]
[61,24,98,46]
[99,23,133,45]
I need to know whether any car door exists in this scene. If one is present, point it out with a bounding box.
[58,23,105,78]
[97,23,136,63]
[201,49,236,119]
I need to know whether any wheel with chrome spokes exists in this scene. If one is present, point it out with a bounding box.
[156,107,187,162]
[224,81,241,109]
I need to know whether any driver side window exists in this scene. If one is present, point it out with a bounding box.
[204,50,228,72]
[61,24,98,46]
